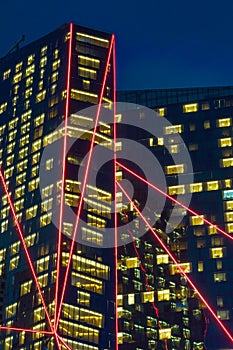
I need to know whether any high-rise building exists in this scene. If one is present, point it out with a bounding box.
[0,23,117,349]
[0,24,206,350]
[118,87,233,349]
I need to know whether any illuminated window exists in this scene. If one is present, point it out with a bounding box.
[158,137,164,146]
[183,103,198,113]
[218,138,232,147]
[206,181,219,191]
[77,291,90,307]
[26,76,33,87]
[190,215,204,226]
[82,79,90,90]
[156,107,166,116]
[17,159,28,173]
[34,113,45,127]
[0,102,7,115]
[164,125,183,134]
[166,164,184,175]
[211,247,224,259]
[128,294,135,305]
[159,328,171,340]
[226,223,233,233]
[170,262,191,274]
[225,212,233,222]
[190,183,203,193]
[223,190,233,200]
[78,67,97,80]
[169,144,179,153]
[25,64,35,77]
[41,46,47,56]
[52,59,60,71]
[125,257,139,268]
[168,185,185,195]
[72,272,103,294]
[157,289,170,301]
[204,120,210,129]
[36,90,46,103]
[78,55,100,69]
[142,291,154,303]
[217,118,231,128]
[20,280,32,296]
[214,272,226,282]
[38,80,43,91]
[28,178,39,192]
[32,139,42,152]
[157,254,169,264]
[40,56,47,68]
[221,158,233,168]
[3,69,11,80]
[76,32,109,48]
[198,261,204,272]
[6,303,17,319]
[217,310,229,320]
[13,72,22,83]
[26,205,38,220]
[20,135,29,147]
[40,213,52,227]
[9,256,19,270]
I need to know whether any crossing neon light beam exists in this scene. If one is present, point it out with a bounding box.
[117,180,233,344]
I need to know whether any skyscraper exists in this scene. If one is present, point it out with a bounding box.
[0,23,117,349]
[0,24,207,350]
[118,87,233,349]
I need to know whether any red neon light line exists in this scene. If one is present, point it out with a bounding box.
[0,170,53,332]
[127,227,168,350]
[55,34,115,331]
[113,35,119,350]
[54,332,62,350]
[116,161,233,241]
[57,335,73,350]
[117,180,233,343]
[0,326,53,335]
[54,22,74,327]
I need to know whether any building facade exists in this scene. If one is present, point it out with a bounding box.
[118,87,233,349]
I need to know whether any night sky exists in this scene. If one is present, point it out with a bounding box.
[1,0,233,90]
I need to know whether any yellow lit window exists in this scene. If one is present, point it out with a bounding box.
[217,118,231,128]
[17,159,28,173]
[214,272,226,282]
[25,64,35,76]
[20,135,29,147]
[78,55,100,68]
[168,185,185,195]
[183,103,198,113]
[41,46,47,56]
[72,271,103,294]
[9,256,19,270]
[32,152,40,165]
[31,165,39,177]
[204,120,210,129]
[26,76,33,87]
[36,90,46,103]
[158,289,170,301]
[38,273,48,288]
[206,181,219,191]
[24,87,33,99]
[211,247,224,258]
[15,185,25,199]
[38,80,43,91]
[40,213,52,227]
[159,328,171,340]
[52,59,61,71]
[20,280,32,296]
[32,139,41,152]
[128,294,135,305]
[156,107,166,116]
[170,262,191,274]
[26,205,38,220]
[36,256,50,273]
[51,71,59,83]
[6,303,17,319]
[125,257,139,269]
[221,158,233,168]
[190,183,203,193]
[225,212,233,222]
[157,254,169,264]
[3,69,11,80]
[216,260,222,270]
[34,113,45,127]
[28,177,39,192]
[226,223,233,233]
[166,164,184,174]
[198,261,204,272]
[169,144,179,153]
[24,233,37,247]
[40,56,47,68]
[1,220,8,233]
[208,225,217,235]
[13,72,22,83]
[142,291,154,303]
[164,125,183,134]
[82,79,90,90]
[77,291,90,306]
[218,138,232,147]
[76,32,109,48]
[190,215,204,226]
[21,110,32,122]
[78,67,97,80]
[10,242,20,256]
[0,102,7,114]
[19,146,28,159]
[225,200,233,210]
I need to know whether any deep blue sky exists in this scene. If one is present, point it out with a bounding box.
[1,0,233,90]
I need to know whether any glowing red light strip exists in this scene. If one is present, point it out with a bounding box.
[117,180,233,343]
[126,228,168,350]
[54,22,74,327]
[0,170,53,332]
[55,34,115,331]
[57,335,73,350]
[113,35,119,350]
[54,332,63,350]
[116,161,233,241]
[0,326,53,335]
